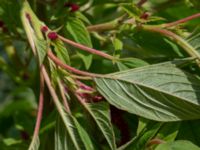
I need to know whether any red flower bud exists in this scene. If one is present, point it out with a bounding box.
[64,2,79,12]
[47,32,58,40]
[92,95,104,102]
[140,12,149,20]
[41,26,48,33]
[70,3,79,12]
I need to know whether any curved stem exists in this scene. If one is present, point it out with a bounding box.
[164,13,200,28]
[147,138,165,147]
[57,78,71,113]
[47,51,104,77]
[58,35,115,60]
[87,21,118,32]
[29,67,44,149]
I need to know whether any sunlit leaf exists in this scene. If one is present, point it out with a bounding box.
[95,61,200,121]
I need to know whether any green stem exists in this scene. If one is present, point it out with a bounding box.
[164,13,200,28]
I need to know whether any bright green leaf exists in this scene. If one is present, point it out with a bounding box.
[155,140,200,150]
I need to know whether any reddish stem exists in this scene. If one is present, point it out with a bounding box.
[47,51,102,77]
[58,35,115,60]
[57,80,71,113]
[32,69,44,139]
[147,138,165,147]
[164,13,200,28]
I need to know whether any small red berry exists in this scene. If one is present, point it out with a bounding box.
[92,95,104,102]
[140,12,149,20]
[70,3,79,12]
[64,2,79,12]
[41,26,48,33]
[47,32,58,40]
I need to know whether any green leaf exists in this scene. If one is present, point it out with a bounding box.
[55,115,89,150]
[112,38,123,58]
[120,3,142,19]
[28,136,40,150]
[80,101,116,150]
[95,61,200,121]
[73,118,95,150]
[35,38,47,65]
[66,18,93,69]
[177,120,200,146]
[118,121,162,150]
[117,58,149,71]
[52,40,70,65]
[186,26,200,54]
[156,122,180,142]
[155,140,200,150]
[3,138,22,146]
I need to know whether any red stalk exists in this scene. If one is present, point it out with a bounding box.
[164,13,200,28]
[31,68,44,140]
[58,35,115,60]
[47,51,102,77]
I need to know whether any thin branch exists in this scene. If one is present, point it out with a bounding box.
[47,51,104,77]
[86,14,127,33]
[147,138,165,147]
[87,22,118,32]
[57,78,71,113]
[28,68,44,149]
[58,35,115,60]
[71,74,93,80]
[164,13,200,28]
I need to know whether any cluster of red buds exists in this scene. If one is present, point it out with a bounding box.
[40,25,58,40]
[140,12,150,20]
[64,2,80,12]
[76,81,104,103]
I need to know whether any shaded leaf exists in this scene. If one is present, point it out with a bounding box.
[186,26,200,54]
[80,101,116,150]
[118,121,162,150]
[66,18,93,69]
[177,120,200,146]
[55,115,87,150]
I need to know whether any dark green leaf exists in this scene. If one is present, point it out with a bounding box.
[66,18,93,69]
[80,101,116,150]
